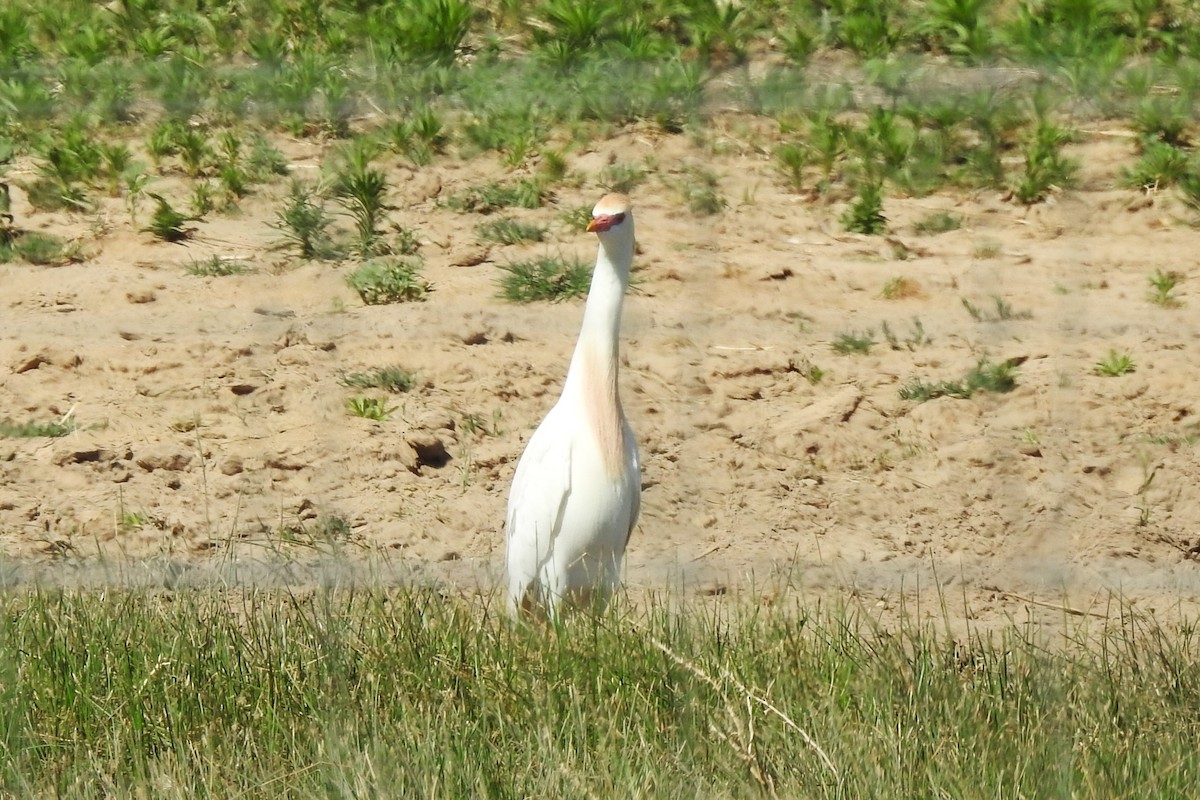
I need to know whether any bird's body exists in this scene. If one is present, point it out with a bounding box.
[505,194,641,617]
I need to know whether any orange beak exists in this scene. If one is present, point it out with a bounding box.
[587,212,625,233]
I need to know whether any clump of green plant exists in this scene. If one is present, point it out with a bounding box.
[272,180,340,260]
[600,162,647,194]
[334,144,393,257]
[387,106,448,166]
[1013,116,1078,204]
[346,397,397,422]
[1121,141,1192,190]
[477,218,547,245]
[913,210,961,234]
[962,295,1033,322]
[841,179,886,234]
[444,180,550,213]
[774,142,810,193]
[346,258,431,304]
[1180,172,1200,220]
[0,230,79,266]
[881,276,921,299]
[1147,269,1183,307]
[143,194,197,242]
[1094,350,1135,377]
[900,358,1019,402]
[831,329,876,355]
[881,318,930,351]
[186,256,251,277]
[0,417,75,437]
[341,367,418,393]
[679,166,726,215]
[499,254,593,302]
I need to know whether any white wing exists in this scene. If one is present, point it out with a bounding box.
[505,412,572,611]
[623,422,641,547]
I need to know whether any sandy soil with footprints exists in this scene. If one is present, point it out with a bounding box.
[3,119,1199,627]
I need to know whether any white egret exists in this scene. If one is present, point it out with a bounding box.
[505,193,641,617]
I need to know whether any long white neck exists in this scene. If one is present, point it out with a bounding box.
[562,237,632,403]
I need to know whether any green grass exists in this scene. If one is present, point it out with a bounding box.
[444,180,550,214]
[345,396,397,421]
[831,329,876,355]
[340,366,418,393]
[0,587,1197,798]
[499,254,593,302]
[962,295,1033,322]
[185,255,251,277]
[476,217,548,245]
[0,230,78,266]
[900,358,1019,402]
[1094,349,1135,377]
[346,258,431,304]
[0,417,75,437]
[1147,269,1183,307]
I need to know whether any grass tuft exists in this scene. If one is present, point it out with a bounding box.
[346,258,431,304]
[900,358,1019,402]
[499,254,593,302]
[340,367,418,393]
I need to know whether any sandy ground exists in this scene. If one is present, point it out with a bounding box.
[3,117,1199,628]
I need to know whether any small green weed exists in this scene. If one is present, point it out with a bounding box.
[477,218,547,245]
[445,180,550,213]
[273,181,340,261]
[913,211,961,234]
[1094,350,1135,377]
[340,367,418,393]
[881,318,930,351]
[1013,117,1078,204]
[0,417,75,438]
[0,231,79,266]
[1121,141,1191,189]
[499,255,592,302]
[832,329,876,355]
[881,276,921,299]
[774,143,809,193]
[600,162,647,194]
[143,194,196,242]
[346,397,397,422]
[679,167,726,215]
[186,256,251,277]
[346,258,431,304]
[962,295,1033,322]
[900,358,1020,402]
[841,179,886,234]
[1147,269,1183,307]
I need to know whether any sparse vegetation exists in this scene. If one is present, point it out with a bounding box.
[1147,269,1183,307]
[841,179,886,234]
[477,217,548,245]
[0,417,75,438]
[900,358,1019,402]
[499,254,593,302]
[346,396,397,421]
[881,276,921,299]
[341,367,418,393]
[832,329,876,355]
[962,295,1033,322]
[186,256,251,277]
[346,258,431,304]
[1094,350,1135,377]
[913,211,961,235]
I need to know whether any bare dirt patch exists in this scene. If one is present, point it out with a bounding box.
[3,123,1199,627]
